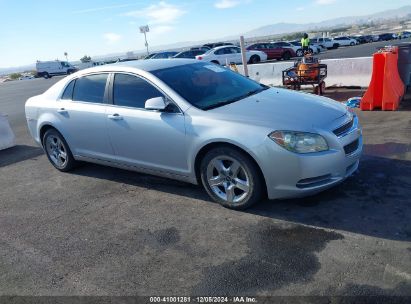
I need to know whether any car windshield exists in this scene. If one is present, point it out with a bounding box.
[152,62,268,110]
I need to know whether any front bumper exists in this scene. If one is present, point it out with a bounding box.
[259,115,363,200]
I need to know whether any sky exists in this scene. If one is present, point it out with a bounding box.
[0,0,410,68]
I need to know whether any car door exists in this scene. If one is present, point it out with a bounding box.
[106,73,188,175]
[57,73,114,160]
[228,47,242,64]
[214,47,228,64]
[261,44,274,60]
[271,43,283,59]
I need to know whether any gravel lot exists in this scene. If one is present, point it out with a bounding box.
[0,78,410,299]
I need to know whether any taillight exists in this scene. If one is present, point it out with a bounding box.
[197,56,203,60]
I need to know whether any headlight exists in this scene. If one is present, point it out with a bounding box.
[269,131,329,154]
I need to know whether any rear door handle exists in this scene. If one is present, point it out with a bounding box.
[108,113,123,121]
[57,108,68,114]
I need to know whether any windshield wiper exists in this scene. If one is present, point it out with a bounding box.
[203,87,268,111]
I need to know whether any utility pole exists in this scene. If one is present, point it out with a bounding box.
[240,36,249,77]
[140,25,150,56]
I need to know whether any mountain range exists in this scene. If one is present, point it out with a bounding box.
[243,5,411,37]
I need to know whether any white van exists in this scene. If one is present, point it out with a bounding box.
[36,60,76,79]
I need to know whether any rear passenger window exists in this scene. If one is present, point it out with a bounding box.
[61,80,75,100]
[113,74,164,109]
[73,74,108,103]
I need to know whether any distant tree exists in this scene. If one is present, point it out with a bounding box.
[9,73,22,80]
[80,55,92,63]
[280,32,306,41]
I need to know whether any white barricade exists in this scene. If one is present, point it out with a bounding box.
[238,57,373,88]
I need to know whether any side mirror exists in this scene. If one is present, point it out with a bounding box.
[145,97,167,111]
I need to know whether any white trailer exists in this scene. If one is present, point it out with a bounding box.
[0,114,15,151]
[36,60,77,79]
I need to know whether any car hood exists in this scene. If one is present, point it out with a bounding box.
[204,88,347,130]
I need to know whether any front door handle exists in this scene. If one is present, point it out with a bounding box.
[108,113,123,121]
[57,108,68,114]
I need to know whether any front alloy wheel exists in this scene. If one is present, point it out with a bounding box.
[207,156,250,204]
[43,129,77,172]
[201,147,263,210]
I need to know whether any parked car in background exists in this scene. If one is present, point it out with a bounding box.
[202,42,234,49]
[196,46,267,65]
[190,47,210,52]
[36,60,77,79]
[25,59,362,210]
[350,36,367,44]
[332,37,358,47]
[399,31,411,39]
[173,49,206,59]
[246,43,296,61]
[378,33,395,41]
[287,41,313,56]
[312,37,338,49]
[19,75,35,80]
[361,35,374,43]
[150,52,179,59]
[371,35,380,42]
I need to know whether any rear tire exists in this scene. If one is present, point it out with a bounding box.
[350,42,355,46]
[333,43,339,49]
[200,146,264,210]
[249,55,260,64]
[296,49,304,57]
[43,129,77,172]
[43,72,50,79]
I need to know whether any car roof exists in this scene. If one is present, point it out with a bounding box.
[212,45,238,51]
[76,59,198,75]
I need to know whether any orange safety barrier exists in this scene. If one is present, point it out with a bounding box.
[361,46,405,111]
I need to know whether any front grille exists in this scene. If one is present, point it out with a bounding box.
[344,139,359,155]
[333,118,354,137]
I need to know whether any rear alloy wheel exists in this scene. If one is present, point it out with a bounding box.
[350,42,355,46]
[43,129,77,172]
[200,147,263,210]
[249,55,260,64]
[296,49,304,57]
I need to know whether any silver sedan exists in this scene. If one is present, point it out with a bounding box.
[25,60,362,209]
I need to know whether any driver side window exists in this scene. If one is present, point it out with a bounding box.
[113,74,164,109]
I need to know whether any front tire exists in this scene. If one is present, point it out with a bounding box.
[43,129,77,172]
[282,51,291,61]
[296,49,304,57]
[200,147,264,210]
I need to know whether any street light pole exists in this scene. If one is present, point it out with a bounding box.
[140,25,150,56]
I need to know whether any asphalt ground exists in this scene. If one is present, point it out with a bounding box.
[0,77,410,300]
[316,38,411,60]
